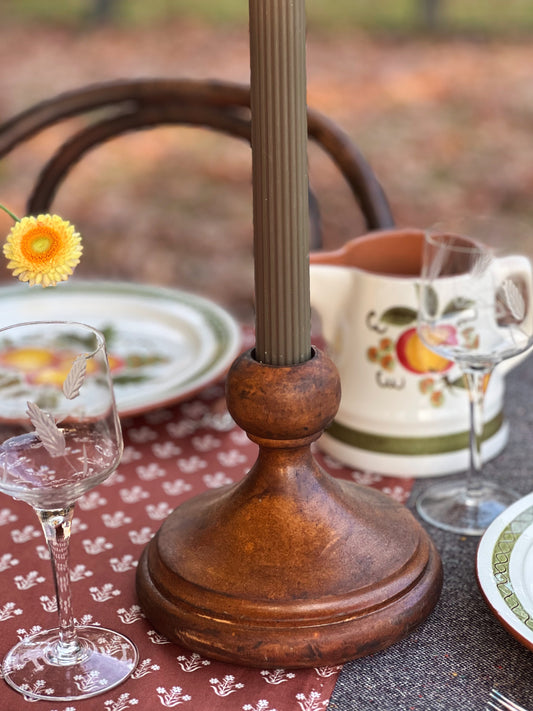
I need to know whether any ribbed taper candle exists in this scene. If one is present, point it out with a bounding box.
[249,0,312,365]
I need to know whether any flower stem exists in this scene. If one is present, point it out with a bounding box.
[0,202,20,222]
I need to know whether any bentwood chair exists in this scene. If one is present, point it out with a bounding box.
[0,78,394,315]
[0,78,393,235]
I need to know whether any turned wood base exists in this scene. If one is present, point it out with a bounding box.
[136,348,442,667]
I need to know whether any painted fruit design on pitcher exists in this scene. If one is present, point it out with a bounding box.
[365,305,478,407]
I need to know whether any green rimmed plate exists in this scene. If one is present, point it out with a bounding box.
[0,281,241,417]
[477,491,533,651]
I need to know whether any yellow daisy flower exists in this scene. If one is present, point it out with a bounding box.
[3,214,83,287]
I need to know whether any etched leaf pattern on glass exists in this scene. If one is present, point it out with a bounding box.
[26,355,87,457]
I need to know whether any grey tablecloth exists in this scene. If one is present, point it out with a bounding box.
[329,355,533,711]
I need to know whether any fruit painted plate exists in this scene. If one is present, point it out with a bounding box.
[0,281,241,417]
[477,491,533,651]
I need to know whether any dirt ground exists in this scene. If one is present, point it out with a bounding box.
[0,20,532,322]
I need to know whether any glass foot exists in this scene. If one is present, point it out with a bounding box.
[2,625,138,701]
[416,479,520,536]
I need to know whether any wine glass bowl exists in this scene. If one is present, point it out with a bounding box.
[417,221,533,535]
[419,232,532,370]
[0,321,138,701]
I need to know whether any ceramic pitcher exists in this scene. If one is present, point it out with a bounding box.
[309,228,519,477]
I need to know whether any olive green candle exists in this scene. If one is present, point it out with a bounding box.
[249,0,312,366]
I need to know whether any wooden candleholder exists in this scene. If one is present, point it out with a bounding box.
[136,348,442,667]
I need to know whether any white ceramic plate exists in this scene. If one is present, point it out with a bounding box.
[0,281,241,417]
[477,491,533,651]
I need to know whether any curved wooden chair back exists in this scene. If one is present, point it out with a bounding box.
[0,78,394,251]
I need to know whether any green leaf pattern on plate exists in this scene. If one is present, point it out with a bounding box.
[492,505,533,631]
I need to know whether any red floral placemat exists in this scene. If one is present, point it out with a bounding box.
[0,375,413,710]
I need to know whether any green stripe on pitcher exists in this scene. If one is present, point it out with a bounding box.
[325,411,504,456]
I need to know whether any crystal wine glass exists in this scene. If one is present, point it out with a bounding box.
[0,321,138,701]
[417,219,533,535]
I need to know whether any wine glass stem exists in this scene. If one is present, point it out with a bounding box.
[464,369,490,500]
[36,504,82,660]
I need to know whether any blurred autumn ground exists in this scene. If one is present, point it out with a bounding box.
[0,12,533,322]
